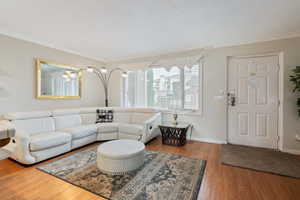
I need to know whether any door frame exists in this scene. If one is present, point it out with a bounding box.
[226,52,284,150]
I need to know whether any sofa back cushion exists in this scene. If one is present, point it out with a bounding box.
[13,117,55,136]
[54,115,81,130]
[80,107,133,124]
[131,112,155,124]
[79,107,97,125]
[130,109,157,124]
[114,112,131,123]
[80,113,97,125]
[52,109,82,130]
[113,108,134,123]
[3,111,54,136]
[97,107,158,124]
[4,111,52,121]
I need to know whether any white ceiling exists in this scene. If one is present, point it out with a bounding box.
[0,0,300,62]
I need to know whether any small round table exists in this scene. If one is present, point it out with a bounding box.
[97,139,145,175]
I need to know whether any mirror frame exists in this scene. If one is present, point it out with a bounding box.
[36,59,83,99]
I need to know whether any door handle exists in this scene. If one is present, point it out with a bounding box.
[227,93,236,106]
[231,96,236,106]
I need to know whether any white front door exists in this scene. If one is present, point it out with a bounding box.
[227,55,279,149]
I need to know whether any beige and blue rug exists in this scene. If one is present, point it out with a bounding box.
[38,146,206,200]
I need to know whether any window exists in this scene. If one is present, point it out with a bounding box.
[122,61,202,111]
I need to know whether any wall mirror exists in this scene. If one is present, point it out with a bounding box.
[36,59,82,99]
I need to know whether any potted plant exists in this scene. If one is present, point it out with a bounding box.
[289,66,300,117]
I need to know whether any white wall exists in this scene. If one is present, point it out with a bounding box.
[109,37,300,153]
[0,34,105,114]
[1,33,299,153]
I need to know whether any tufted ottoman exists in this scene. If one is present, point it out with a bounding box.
[97,139,145,174]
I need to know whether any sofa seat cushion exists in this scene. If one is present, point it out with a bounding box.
[30,132,71,152]
[119,124,144,135]
[62,125,97,139]
[97,123,119,133]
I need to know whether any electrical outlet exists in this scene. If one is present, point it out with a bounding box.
[295,134,300,141]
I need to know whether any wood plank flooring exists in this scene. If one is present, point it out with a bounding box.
[0,138,299,200]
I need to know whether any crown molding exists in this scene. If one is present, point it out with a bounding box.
[107,46,211,64]
[1,28,300,65]
[214,31,300,50]
[107,32,300,64]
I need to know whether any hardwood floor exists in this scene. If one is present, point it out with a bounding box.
[0,138,299,200]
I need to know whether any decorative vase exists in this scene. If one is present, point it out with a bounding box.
[172,113,178,125]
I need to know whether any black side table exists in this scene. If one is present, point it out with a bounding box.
[159,122,193,146]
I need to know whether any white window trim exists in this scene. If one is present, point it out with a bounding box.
[198,57,204,116]
[120,57,204,116]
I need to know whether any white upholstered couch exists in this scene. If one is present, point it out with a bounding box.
[2,107,161,164]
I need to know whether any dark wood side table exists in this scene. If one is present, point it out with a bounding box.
[159,122,193,146]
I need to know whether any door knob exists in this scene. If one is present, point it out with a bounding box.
[227,92,236,106]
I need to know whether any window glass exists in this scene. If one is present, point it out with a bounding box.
[147,67,182,109]
[184,64,199,109]
[122,62,202,111]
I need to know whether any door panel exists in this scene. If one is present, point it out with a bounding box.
[228,55,279,149]
[238,78,249,104]
[237,112,249,136]
[256,76,268,105]
[255,113,268,137]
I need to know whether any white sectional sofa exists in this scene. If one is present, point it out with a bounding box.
[2,107,161,164]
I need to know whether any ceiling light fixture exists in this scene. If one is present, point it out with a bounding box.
[122,72,128,78]
[69,72,77,78]
[100,67,108,73]
[86,66,94,73]
[62,74,69,79]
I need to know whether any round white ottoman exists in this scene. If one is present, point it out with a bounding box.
[97,139,145,175]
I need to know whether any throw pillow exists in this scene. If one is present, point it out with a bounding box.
[96,109,113,123]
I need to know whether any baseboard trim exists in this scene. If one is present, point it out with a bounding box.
[281,148,300,155]
[189,137,227,144]
[188,138,300,154]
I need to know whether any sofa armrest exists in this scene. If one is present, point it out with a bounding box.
[3,129,36,164]
[143,112,162,134]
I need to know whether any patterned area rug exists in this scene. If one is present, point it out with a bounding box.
[38,146,206,200]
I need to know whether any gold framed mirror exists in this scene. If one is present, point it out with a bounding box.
[36,59,82,99]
